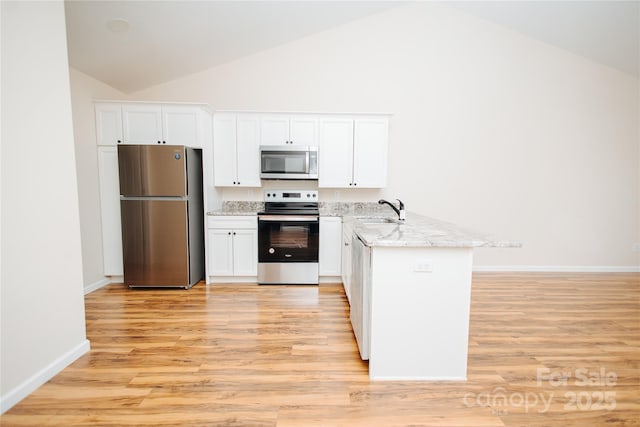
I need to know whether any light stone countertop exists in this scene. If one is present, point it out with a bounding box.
[207,201,263,216]
[348,212,521,249]
[207,201,520,249]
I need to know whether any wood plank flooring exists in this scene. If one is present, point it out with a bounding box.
[2,273,639,426]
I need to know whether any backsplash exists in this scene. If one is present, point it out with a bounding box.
[211,201,392,216]
[319,202,391,216]
[221,201,264,212]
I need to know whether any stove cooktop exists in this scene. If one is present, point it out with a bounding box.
[259,190,319,215]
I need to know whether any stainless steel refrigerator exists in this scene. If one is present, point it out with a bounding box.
[118,145,204,288]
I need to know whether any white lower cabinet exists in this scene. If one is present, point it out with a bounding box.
[97,146,123,275]
[207,216,257,280]
[350,233,371,360]
[341,220,354,304]
[319,217,342,277]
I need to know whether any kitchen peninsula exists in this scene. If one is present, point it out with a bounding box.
[209,201,520,380]
[333,206,520,381]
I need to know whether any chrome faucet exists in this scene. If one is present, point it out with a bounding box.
[378,199,406,221]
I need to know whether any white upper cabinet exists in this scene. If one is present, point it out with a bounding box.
[95,103,123,146]
[260,115,289,145]
[211,111,389,188]
[236,115,261,186]
[318,118,354,188]
[162,106,200,147]
[122,104,163,144]
[116,103,204,146]
[352,118,389,188]
[319,116,389,188]
[260,114,318,146]
[213,113,261,187]
[213,114,237,187]
[289,117,318,146]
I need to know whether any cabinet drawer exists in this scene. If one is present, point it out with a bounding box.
[208,215,257,229]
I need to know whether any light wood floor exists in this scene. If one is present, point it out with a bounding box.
[2,273,638,426]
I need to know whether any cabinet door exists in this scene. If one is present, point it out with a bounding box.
[260,115,290,145]
[208,229,234,276]
[341,228,352,304]
[352,118,389,188]
[95,103,123,146]
[319,217,342,276]
[350,235,370,360]
[97,147,123,275]
[290,117,318,146]
[235,115,261,187]
[122,104,163,145]
[318,118,354,188]
[162,106,199,147]
[213,114,238,186]
[232,229,258,276]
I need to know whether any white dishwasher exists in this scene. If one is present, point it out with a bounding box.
[350,233,371,360]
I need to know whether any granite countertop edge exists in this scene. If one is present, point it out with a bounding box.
[207,201,521,249]
[347,211,521,249]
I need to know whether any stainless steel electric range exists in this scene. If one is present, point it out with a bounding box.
[257,190,319,285]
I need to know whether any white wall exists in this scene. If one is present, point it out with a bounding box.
[1,1,89,413]
[68,68,126,291]
[126,2,639,270]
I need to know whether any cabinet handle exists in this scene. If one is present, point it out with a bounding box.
[233,181,236,184]
[162,141,166,144]
[237,182,240,185]
[354,183,357,186]
[117,140,122,144]
[344,242,349,246]
[157,141,161,144]
[233,232,236,235]
[228,232,231,235]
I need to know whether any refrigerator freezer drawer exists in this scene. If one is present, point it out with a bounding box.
[118,145,187,197]
[121,199,194,287]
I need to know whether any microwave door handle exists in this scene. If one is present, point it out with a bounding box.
[305,150,310,174]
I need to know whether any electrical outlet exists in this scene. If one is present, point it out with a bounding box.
[414,259,433,272]
[334,191,340,200]
[247,189,253,199]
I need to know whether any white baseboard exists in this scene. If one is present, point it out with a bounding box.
[319,276,341,284]
[0,339,90,414]
[369,375,467,381]
[208,276,343,285]
[208,276,258,284]
[83,278,111,294]
[473,265,640,273]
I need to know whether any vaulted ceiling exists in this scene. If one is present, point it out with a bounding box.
[65,1,639,94]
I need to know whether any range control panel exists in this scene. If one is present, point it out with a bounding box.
[264,190,318,203]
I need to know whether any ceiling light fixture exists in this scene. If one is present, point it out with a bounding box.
[106,18,130,33]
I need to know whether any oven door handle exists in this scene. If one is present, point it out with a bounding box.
[259,215,319,222]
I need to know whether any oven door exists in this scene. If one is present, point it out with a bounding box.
[258,215,319,262]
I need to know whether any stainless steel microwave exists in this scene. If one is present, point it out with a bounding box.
[260,145,318,180]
